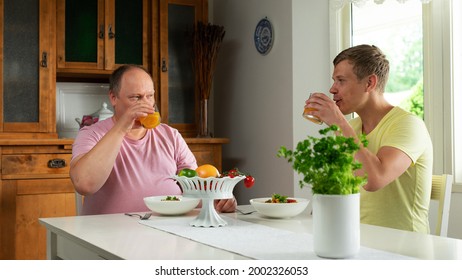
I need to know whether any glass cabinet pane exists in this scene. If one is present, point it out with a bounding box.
[115,0,143,65]
[167,4,195,124]
[65,0,98,63]
[3,0,39,122]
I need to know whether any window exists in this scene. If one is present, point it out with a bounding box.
[329,0,460,191]
[351,1,423,118]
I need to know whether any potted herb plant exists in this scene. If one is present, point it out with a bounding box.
[277,125,368,258]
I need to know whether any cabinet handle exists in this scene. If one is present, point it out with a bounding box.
[161,58,168,72]
[48,158,67,169]
[108,24,115,39]
[99,24,105,39]
[40,52,48,68]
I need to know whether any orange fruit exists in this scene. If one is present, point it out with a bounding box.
[195,164,220,178]
[139,112,161,129]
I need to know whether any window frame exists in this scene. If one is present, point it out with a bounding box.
[328,0,460,192]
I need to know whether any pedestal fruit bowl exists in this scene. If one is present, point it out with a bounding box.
[172,175,245,227]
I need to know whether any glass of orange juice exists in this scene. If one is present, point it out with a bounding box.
[302,93,323,124]
[139,104,161,129]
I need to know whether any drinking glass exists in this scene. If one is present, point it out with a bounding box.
[139,104,161,129]
[302,93,323,124]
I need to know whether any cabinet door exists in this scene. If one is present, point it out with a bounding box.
[56,0,104,70]
[57,0,149,73]
[105,0,150,70]
[0,0,55,134]
[158,0,207,138]
[0,178,76,259]
[0,143,75,260]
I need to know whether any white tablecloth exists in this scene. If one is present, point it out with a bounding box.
[140,216,413,260]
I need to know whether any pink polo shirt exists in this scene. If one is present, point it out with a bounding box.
[72,118,197,215]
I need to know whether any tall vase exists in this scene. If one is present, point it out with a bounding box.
[312,193,360,258]
[198,98,211,137]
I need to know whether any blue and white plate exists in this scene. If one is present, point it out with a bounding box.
[254,18,274,55]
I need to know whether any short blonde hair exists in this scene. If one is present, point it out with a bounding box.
[333,44,389,93]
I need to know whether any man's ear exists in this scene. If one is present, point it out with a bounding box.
[109,91,117,107]
[366,74,378,91]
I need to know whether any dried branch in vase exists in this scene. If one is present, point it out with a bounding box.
[192,22,226,101]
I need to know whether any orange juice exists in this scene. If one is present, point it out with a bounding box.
[139,112,161,129]
[303,107,323,124]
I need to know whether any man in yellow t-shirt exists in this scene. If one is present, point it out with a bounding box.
[351,107,432,232]
[305,44,433,233]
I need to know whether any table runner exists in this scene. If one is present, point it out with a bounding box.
[139,216,413,260]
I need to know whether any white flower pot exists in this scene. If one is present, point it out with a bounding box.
[312,193,360,258]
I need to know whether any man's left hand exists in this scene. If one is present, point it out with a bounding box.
[214,197,237,213]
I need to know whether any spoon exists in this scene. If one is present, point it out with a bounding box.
[124,212,152,220]
[235,209,256,215]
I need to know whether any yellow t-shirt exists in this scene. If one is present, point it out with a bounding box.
[350,107,433,233]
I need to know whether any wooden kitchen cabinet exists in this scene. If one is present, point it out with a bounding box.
[0,139,75,260]
[0,1,74,259]
[156,0,208,137]
[0,0,56,136]
[57,0,209,138]
[186,138,228,171]
[56,0,150,76]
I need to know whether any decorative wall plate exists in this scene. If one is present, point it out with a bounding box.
[254,17,274,55]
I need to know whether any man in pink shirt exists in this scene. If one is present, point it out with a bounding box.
[70,65,236,215]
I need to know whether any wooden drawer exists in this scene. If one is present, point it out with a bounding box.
[1,154,72,179]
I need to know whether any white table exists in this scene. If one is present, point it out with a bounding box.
[39,205,462,260]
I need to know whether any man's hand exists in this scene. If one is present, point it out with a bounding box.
[214,197,237,213]
[115,102,154,133]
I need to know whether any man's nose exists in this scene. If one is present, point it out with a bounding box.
[329,84,337,94]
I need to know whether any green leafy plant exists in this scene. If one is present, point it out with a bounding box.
[277,125,368,195]
[400,79,423,119]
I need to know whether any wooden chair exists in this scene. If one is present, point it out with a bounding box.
[430,174,453,237]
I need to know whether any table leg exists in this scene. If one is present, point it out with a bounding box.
[46,230,58,260]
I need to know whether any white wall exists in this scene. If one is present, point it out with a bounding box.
[291,0,332,200]
[212,0,294,204]
[211,0,330,205]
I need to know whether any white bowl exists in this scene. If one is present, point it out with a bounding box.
[143,196,200,216]
[250,197,310,218]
